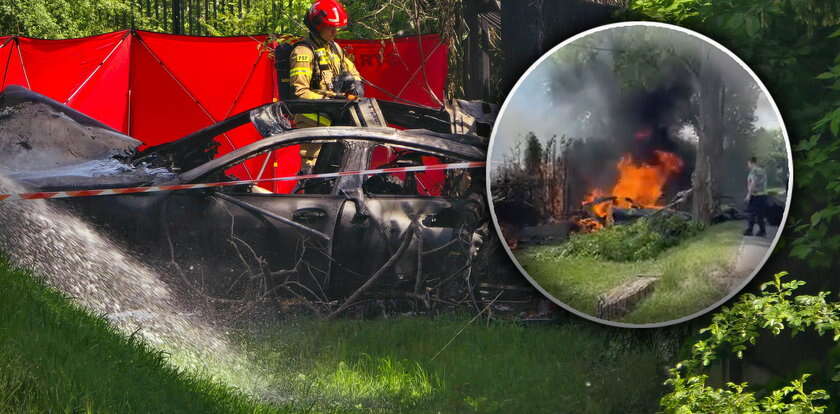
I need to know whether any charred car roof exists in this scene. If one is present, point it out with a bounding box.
[1,86,489,191]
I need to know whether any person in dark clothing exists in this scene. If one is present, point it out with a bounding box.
[744,156,768,237]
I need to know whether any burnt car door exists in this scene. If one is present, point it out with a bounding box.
[329,138,486,302]
[165,126,486,302]
[158,138,349,302]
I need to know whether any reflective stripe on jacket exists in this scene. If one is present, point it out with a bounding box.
[289,33,361,100]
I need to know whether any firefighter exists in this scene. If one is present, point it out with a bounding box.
[290,0,363,170]
[744,156,768,237]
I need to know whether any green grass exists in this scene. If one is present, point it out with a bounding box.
[0,258,285,414]
[0,256,672,413]
[234,316,670,413]
[519,221,745,325]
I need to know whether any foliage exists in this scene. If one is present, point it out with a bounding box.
[0,0,155,38]
[196,0,450,41]
[559,214,703,262]
[0,0,474,100]
[751,127,789,189]
[0,0,428,39]
[491,130,570,223]
[789,34,840,267]
[624,0,840,267]
[341,0,469,101]
[623,0,840,410]
[198,0,311,36]
[660,272,840,413]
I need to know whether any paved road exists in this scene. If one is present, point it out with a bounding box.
[732,224,778,279]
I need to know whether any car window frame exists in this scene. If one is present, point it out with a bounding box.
[215,138,348,197]
[177,127,485,194]
[363,143,455,199]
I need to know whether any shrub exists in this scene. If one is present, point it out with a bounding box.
[559,213,704,262]
[660,272,837,413]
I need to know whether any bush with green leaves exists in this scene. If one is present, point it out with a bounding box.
[660,272,839,413]
[560,213,704,262]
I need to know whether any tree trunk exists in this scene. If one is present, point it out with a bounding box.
[692,54,725,225]
[463,0,493,101]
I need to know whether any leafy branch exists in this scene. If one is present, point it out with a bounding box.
[660,272,839,413]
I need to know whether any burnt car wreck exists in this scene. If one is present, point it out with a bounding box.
[1,85,532,318]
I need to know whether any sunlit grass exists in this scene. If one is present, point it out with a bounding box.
[319,357,436,403]
[519,221,744,324]
[1,255,673,413]
[235,316,671,413]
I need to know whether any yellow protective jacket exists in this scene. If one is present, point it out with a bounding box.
[289,33,361,100]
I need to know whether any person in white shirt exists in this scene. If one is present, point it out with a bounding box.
[744,156,768,237]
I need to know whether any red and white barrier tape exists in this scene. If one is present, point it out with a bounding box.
[0,161,486,202]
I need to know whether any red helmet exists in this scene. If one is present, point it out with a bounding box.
[305,0,349,32]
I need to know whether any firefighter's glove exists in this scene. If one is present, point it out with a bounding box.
[333,72,365,97]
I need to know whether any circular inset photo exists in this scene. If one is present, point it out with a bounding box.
[487,22,792,327]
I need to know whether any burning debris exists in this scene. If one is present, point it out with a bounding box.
[578,149,686,231]
[491,122,696,248]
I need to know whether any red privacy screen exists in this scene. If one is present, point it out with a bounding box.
[0,30,449,193]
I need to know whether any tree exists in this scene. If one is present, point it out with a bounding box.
[523,131,542,174]
[554,25,759,224]
[625,0,840,270]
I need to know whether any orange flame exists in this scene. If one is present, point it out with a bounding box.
[577,217,604,232]
[579,150,683,228]
[581,188,611,217]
